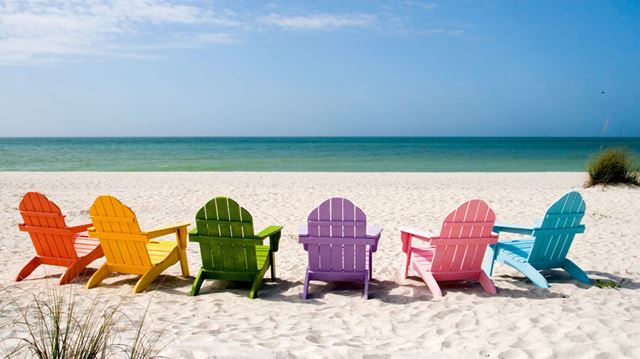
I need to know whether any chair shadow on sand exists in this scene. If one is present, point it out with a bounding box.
[185,277,309,302]
[390,275,570,301]
[585,270,638,290]
[488,268,638,297]
[66,268,194,295]
[253,275,568,302]
[42,266,636,300]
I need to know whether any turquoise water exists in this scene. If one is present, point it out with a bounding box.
[0,137,638,172]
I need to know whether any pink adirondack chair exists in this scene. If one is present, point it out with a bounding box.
[400,199,498,298]
[299,198,382,299]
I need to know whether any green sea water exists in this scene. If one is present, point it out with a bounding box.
[0,137,638,172]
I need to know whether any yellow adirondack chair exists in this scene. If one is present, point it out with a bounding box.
[86,195,190,293]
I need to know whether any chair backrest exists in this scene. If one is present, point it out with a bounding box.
[193,197,261,273]
[430,199,497,273]
[304,197,370,273]
[18,192,78,259]
[528,191,586,264]
[89,195,152,268]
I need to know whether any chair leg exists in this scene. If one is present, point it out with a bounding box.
[59,258,88,285]
[86,263,110,289]
[134,256,176,293]
[562,259,590,285]
[363,272,370,300]
[16,257,41,282]
[249,257,271,299]
[483,244,497,276]
[404,252,411,279]
[507,260,549,289]
[369,251,373,280]
[414,262,443,299]
[423,272,443,299]
[178,249,190,278]
[59,248,103,285]
[190,268,206,296]
[249,274,264,299]
[269,251,276,280]
[478,270,497,295]
[135,267,163,293]
[302,269,310,299]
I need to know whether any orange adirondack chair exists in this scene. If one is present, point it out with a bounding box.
[16,192,103,285]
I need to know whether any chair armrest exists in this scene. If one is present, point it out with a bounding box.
[400,226,436,254]
[68,223,93,233]
[366,224,383,252]
[256,225,283,252]
[145,223,190,239]
[366,224,383,238]
[399,226,437,241]
[493,222,534,235]
[298,224,308,237]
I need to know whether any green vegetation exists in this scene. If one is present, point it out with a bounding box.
[594,278,625,289]
[0,287,168,358]
[586,147,639,187]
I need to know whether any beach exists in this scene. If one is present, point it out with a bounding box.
[1,172,638,358]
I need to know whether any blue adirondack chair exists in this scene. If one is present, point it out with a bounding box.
[483,191,590,288]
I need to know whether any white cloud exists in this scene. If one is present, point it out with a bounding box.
[162,32,238,48]
[403,1,438,11]
[418,27,466,36]
[259,13,376,31]
[0,1,468,65]
[0,0,240,64]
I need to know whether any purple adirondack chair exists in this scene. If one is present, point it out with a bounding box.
[298,198,382,299]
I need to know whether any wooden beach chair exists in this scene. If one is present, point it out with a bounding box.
[86,195,189,293]
[189,197,283,298]
[299,197,383,299]
[400,199,499,298]
[16,192,103,285]
[483,191,590,288]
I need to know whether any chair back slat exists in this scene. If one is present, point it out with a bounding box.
[430,200,497,273]
[192,197,259,273]
[305,198,369,272]
[19,192,78,260]
[89,196,152,268]
[528,191,586,264]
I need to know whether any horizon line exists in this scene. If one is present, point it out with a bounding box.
[2,135,640,139]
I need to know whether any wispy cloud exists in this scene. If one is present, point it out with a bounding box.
[259,13,376,31]
[0,0,239,64]
[0,1,469,65]
[163,32,238,48]
[403,1,438,11]
[417,27,467,36]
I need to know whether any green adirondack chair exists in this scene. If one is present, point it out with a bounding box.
[189,197,283,298]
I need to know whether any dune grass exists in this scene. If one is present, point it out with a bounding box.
[1,286,169,358]
[586,147,639,187]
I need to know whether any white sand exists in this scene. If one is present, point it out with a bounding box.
[0,172,638,358]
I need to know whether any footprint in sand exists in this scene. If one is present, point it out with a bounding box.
[540,324,560,335]
[498,348,529,359]
[455,317,479,331]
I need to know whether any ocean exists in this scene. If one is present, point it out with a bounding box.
[0,137,638,172]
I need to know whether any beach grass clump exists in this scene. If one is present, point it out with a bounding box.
[1,286,168,358]
[594,279,624,289]
[586,147,639,187]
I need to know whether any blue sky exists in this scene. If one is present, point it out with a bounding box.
[0,0,638,137]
